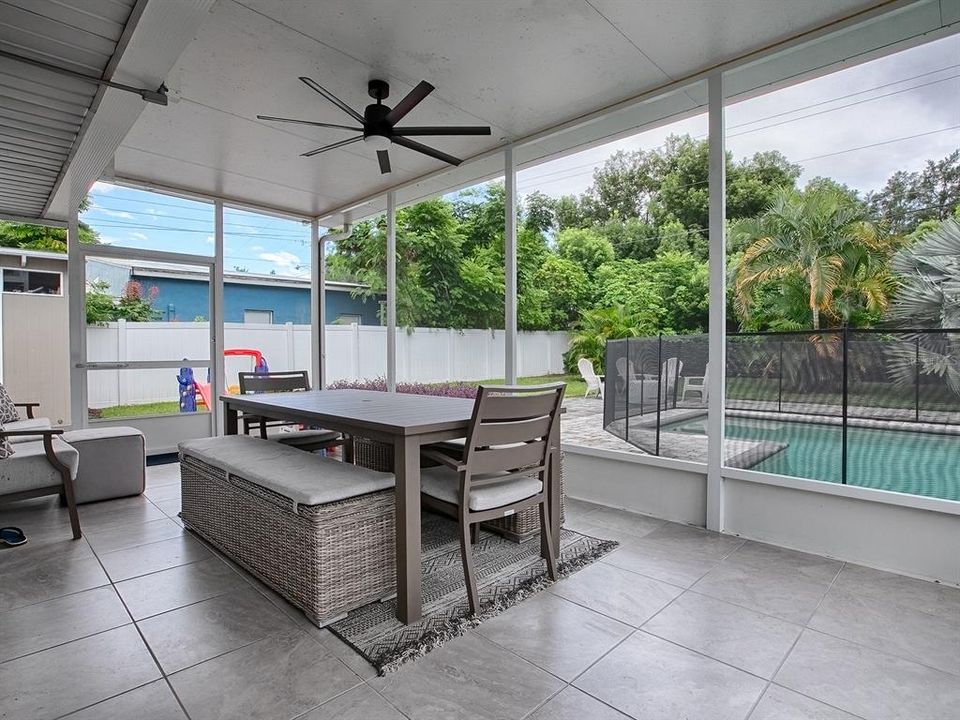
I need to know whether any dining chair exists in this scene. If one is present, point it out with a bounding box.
[237,371,345,455]
[420,382,565,615]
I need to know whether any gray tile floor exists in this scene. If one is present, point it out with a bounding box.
[1,464,958,720]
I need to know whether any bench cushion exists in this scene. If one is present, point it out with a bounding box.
[180,435,394,507]
[0,437,79,494]
[420,465,542,512]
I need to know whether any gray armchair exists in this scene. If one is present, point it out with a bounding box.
[0,428,81,540]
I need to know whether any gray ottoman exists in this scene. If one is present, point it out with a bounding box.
[62,427,146,504]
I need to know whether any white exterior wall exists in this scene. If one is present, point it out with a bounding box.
[85,322,569,407]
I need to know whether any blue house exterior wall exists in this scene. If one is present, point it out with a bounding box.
[133,274,381,324]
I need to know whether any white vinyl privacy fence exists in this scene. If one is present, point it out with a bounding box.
[86,321,570,408]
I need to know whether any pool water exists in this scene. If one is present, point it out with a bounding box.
[663,416,960,502]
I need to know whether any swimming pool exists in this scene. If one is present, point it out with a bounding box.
[662,415,960,502]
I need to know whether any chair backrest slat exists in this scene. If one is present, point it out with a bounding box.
[238,370,311,394]
[475,415,551,447]
[458,383,565,506]
[479,392,558,421]
[469,439,547,475]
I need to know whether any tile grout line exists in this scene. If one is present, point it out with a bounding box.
[743,560,850,720]
[84,530,196,720]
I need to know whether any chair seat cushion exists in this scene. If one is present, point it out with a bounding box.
[0,437,79,494]
[420,465,542,512]
[180,435,393,507]
[5,417,52,444]
[275,428,341,447]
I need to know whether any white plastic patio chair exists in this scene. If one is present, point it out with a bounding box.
[680,363,709,404]
[577,358,604,398]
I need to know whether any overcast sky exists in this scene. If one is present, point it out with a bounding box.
[84,34,959,277]
[517,33,960,199]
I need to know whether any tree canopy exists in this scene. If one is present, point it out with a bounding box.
[0,197,99,252]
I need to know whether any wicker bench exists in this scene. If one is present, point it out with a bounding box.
[179,435,396,627]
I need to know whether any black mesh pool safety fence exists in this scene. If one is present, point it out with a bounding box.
[603,329,960,501]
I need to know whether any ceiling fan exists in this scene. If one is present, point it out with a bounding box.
[257,78,491,174]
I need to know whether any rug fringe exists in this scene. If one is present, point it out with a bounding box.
[374,539,619,675]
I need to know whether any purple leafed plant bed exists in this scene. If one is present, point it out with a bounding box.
[326,378,479,398]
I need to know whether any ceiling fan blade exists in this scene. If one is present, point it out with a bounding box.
[385,80,434,125]
[392,136,461,166]
[377,149,391,174]
[299,77,365,124]
[301,135,363,157]
[257,115,362,132]
[392,126,491,136]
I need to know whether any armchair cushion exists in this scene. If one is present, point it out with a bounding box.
[4,417,52,444]
[0,383,19,423]
[0,437,79,494]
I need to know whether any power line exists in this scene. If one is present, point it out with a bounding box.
[795,125,960,163]
[516,65,960,189]
[86,221,309,243]
[724,73,960,140]
[519,124,960,194]
[85,204,310,236]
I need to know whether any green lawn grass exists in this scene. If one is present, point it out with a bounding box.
[475,374,587,399]
[95,401,188,418]
[93,373,588,418]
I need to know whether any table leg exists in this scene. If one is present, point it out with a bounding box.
[223,402,238,435]
[395,435,422,624]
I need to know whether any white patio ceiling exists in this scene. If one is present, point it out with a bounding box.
[4,0,957,224]
[108,0,901,222]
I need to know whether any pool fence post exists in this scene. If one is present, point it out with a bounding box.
[655,333,663,456]
[841,326,849,485]
[914,335,921,423]
[778,338,784,413]
[624,341,631,444]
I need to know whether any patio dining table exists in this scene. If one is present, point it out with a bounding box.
[221,389,562,624]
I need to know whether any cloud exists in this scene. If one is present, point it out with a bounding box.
[94,208,135,220]
[250,245,264,251]
[91,181,116,193]
[205,234,214,244]
[130,232,149,242]
[258,250,301,273]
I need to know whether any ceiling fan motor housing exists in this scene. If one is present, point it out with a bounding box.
[364,102,391,138]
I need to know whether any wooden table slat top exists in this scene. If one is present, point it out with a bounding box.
[221,389,476,436]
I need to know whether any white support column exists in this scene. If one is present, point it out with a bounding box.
[67,209,87,428]
[504,145,518,384]
[706,72,727,532]
[386,191,397,392]
[212,200,226,435]
[310,219,326,388]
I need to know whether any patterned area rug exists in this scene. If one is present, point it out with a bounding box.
[329,513,617,674]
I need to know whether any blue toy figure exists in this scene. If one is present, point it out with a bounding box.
[178,365,197,413]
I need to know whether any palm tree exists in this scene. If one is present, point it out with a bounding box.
[886,217,960,397]
[565,306,642,372]
[889,217,960,328]
[732,187,892,329]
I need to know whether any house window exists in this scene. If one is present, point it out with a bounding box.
[243,309,273,324]
[336,313,362,325]
[2,269,63,295]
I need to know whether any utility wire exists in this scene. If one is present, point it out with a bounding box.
[517,68,960,188]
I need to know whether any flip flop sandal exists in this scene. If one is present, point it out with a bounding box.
[0,527,27,546]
